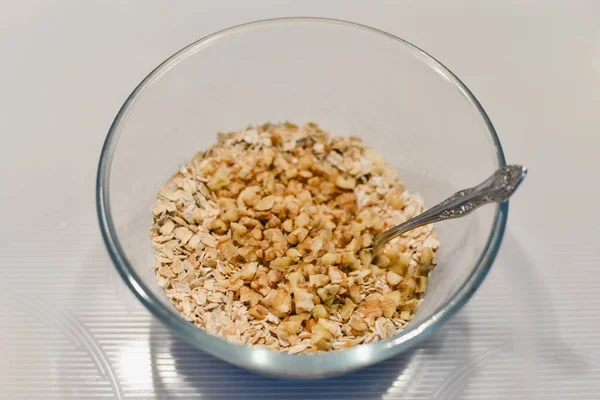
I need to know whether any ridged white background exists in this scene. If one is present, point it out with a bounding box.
[1,1,599,398]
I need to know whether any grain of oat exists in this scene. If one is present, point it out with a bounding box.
[151,122,439,353]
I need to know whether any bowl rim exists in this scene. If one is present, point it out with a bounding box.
[96,17,508,376]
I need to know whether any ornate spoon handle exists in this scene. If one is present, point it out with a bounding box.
[371,165,527,252]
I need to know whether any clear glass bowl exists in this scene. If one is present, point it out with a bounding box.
[97,17,507,378]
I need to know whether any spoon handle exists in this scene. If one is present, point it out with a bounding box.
[371,165,527,252]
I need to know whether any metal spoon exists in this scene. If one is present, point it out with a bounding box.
[371,165,527,253]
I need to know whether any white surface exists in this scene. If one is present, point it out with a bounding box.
[1,0,599,398]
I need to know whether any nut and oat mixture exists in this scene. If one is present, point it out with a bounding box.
[151,122,439,354]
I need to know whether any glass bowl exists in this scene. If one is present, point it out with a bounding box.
[97,17,507,378]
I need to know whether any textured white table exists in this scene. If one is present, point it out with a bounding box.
[1,1,599,398]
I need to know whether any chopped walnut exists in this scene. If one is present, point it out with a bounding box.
[239,286,262,306]
[311,304,328,320]
[311,324,333,350]
[262,288,292,318]
[151,122,439,354]
[386,270,403,287]
[293,288,315,313]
